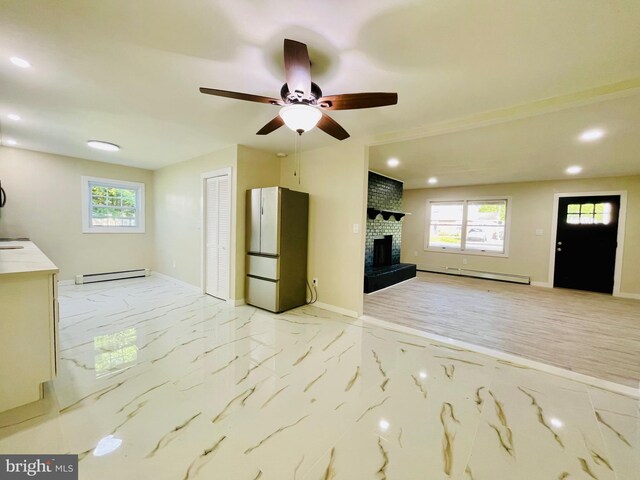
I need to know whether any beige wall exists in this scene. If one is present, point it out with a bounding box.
[152,145,282,301]
[281,141,369,316]
[235,146,281,299]
[153,141,369,316]
[153,145,238,292]
[0,147,155,280]
[1,141,370,315]
[402,175,640,295]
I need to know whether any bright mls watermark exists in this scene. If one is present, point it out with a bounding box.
[0,455,77,479]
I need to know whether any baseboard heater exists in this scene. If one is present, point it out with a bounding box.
[75,268,150,285]
[418,265,530,285]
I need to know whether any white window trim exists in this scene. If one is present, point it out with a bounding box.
[81,176,145,234]
[424,196,512,257]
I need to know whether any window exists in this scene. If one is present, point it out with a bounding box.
[566,202,612,225]
[82,176,145,233]
[426,199,509,255]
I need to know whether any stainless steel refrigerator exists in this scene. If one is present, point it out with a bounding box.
[246,187,309,313]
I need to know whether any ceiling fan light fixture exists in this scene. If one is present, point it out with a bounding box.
[279,104,322,133]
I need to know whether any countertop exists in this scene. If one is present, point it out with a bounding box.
[0,240,59,276]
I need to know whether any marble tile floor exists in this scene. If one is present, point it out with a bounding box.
[0,276,638,479]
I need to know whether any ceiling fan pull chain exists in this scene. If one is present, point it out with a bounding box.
[298,134,302,185]
[293,131,300,184]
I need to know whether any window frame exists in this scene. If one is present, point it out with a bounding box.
[81,176,145,234]
[424,196,511,257]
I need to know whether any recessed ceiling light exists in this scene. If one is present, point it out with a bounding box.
[579,128,605,142]
[387,158,400,167]
[6,139,17,146]
[549,417,564,429]
[7,113,21,121]
[378,419,390,431]
[427,177,438,185]
[419,371,427,379]
[566,166,582,175]
[87,140,120,152]
[10,56,31,68]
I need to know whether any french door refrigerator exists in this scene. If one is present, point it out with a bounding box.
[246,187,309,313]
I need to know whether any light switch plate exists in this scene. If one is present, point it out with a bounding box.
[535,229,544,236]
[352,223,360,234]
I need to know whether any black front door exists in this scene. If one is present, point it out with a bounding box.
[554,195,620,294]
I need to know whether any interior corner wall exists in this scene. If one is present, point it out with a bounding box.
[235,145,281,300]
[280,141,369,317]
[0,146,155,280]
[153,145,238,293]
[402,175,640,295]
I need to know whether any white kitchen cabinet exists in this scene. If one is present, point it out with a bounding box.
[0,241,59,413]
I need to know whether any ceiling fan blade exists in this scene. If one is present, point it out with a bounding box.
[199,87,283,105]
[318,92,398,110]
[317,113,350,141]
[284,39,311,99]
[256,116,285,135]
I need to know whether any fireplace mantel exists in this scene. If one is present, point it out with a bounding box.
[366,207,408,221]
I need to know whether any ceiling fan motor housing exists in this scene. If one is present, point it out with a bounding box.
[280,82,323,105]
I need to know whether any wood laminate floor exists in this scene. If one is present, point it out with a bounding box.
[364,272,640,387]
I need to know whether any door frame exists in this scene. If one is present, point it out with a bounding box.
[547,190,627,296]
[201,167,232,300]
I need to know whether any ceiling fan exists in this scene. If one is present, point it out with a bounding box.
[200,39,398,141]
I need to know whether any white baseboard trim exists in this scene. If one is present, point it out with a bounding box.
[57,279,75,286]
[615,292,640,300]
[227,298,245,307]
[530,281,553,288]
[151,271,201,293]
[313,301,359,319]
[362,315,640,398]
[418,265,530,284]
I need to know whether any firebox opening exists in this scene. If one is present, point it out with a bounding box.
[373,235,393,268]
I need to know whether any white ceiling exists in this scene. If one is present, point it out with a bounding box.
[1,0,640,173]
[369,92,640,189]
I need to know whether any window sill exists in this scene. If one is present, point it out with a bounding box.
[82,228,145,234]
[424,247,509,258]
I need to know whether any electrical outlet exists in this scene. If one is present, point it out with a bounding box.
[462,257,468,265]
[312,278,318,287]
[172,260,176,268]
[414,251,418,257]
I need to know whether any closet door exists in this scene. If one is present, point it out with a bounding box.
[205,174,230,300]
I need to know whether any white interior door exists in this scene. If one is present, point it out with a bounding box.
[205,174,230,300]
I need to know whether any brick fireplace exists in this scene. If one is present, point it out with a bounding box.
[364,172,416,293]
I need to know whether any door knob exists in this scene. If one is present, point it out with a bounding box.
[557,247,562,252]
[557,241,562,246]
